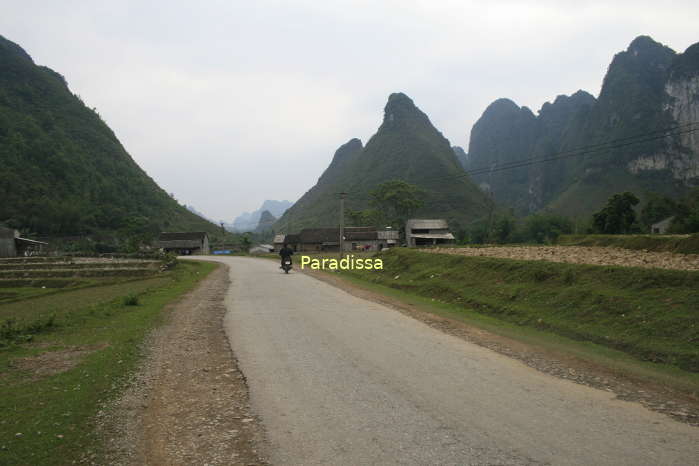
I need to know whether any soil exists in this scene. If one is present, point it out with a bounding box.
[90,263,267,465]
[305,269,699,428]
[424,245,699,271]
[12,344,108,380]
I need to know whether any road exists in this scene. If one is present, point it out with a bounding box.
[202,256,698,465]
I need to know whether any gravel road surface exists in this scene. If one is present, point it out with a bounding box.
[208,256,698,465]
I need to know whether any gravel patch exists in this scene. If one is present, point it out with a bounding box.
[89,264,267,465]
[424,245,699,271]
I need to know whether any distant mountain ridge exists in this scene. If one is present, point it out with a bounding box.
[466,35,699,217]
[0,35,219,236]
[274,93,489,232]
[229,200,292,232]
[254,210,277,233]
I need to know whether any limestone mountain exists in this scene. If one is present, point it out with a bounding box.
[229,199,292,232]
[467,36,699,217]
[254,210,277,233]
[0,35,219,236]
[452,146,469,170]
[275,93,489,232]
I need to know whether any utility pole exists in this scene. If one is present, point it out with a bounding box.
[220,222,226,251]
[339,192,346,259]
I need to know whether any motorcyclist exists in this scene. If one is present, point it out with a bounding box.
[279,243,294,268]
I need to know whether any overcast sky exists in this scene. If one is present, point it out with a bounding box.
[2,1,698,221]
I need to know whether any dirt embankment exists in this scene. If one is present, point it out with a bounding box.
[425,245,699,271]
[93,263,267,465]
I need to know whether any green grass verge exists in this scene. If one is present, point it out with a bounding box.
[334,249,699,373]
[559,233,699,254]
[0,260,217,465]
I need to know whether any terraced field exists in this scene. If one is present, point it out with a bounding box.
[0,256,164,305]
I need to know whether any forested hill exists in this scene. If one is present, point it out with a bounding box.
[275,93,489,232]
[466,35,699,217]
[0,35,218,236]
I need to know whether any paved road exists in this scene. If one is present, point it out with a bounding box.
[202,256,698,465]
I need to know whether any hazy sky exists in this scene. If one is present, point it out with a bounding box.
[2,1,698,221]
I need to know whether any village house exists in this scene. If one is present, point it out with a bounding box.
[651,216,674,234]
[405,219,455,247]
[157,231,210,255]
[0,226,48,257]
[249,244,274,254]
[273,234,286,252]
[284,227,399,252]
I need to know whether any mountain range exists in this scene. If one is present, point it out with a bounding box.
[463,36,699,217]
[0,35,218,237]
[228,200,292,232]
[274,93,489,232]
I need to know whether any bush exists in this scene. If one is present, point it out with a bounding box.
[122,295,139,306]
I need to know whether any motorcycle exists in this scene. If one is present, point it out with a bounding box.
[282,258,292,274]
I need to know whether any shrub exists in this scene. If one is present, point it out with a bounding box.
[122,294,139,306]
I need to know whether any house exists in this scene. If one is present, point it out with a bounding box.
[249,243,274,254]
[0,226,48,257]
[651,216,674,234]
[273,234,286,251]
[294,228,341,252]
[284,227,400,252]
[157,231,210,255]
[283,234,301,251]
[405,219,455,247]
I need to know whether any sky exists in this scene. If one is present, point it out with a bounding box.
[2,1,698,222]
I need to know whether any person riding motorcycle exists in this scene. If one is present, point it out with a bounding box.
[279,243,294,268]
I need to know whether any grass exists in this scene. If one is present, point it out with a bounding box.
[558,233,699,254]
[0,260,217,465]
[321,249,699,375]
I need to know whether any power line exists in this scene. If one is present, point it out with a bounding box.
[445,123,698,180]
[331,122,699,205]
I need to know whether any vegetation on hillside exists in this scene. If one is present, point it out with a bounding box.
[346,180,424,231]
[467,36,698,217]
[0,35,219,238]
[275,93,489,232]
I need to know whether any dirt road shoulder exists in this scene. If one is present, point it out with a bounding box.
[94,262,267,465]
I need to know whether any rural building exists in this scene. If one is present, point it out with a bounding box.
[157,232,210,255]
[249,244,274,254]
[283,234,301,251]
[273,234,286,251]
[405,219,455,247]
[0,226,48,257]
[651,216,674,234]
[284,227,399,252]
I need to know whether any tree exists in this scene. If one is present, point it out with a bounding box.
[491,215,517,243]
[344,180,425,231]
[669,187,699,233]
[521,214,573,243]
[592,192,640,234]
[368,180,425,228]
[641,193,677,230]
[346,208,382,227]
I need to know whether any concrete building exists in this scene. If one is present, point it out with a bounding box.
[0,226,48,257]
[157,232,210,255]
[651,216,674,234]
[273,234,286,251]
[249,243,274,254]
[405,219,455,247]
